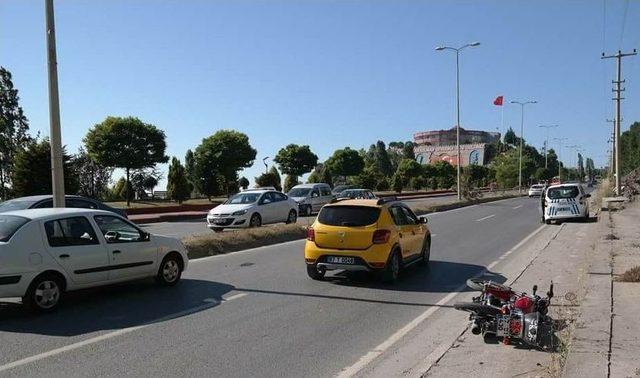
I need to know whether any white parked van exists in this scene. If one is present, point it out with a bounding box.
[287,183,333,216]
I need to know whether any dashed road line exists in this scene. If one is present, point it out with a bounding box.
[475,214,496,222]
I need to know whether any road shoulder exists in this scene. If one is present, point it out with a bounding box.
[355,212,601,377]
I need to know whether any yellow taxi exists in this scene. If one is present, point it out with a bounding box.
[304,198,431,282]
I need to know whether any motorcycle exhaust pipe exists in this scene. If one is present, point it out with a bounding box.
[471,322,482,335]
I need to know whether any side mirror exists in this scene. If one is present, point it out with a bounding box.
[584,194,591,198]
[104,231,120,242]
[142,231,151,241]
[419,216,428,224]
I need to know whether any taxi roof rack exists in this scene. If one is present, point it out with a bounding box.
[376,196,398,205]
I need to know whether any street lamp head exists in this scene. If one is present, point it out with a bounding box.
[469,42,481,47]
[435,46,446,51]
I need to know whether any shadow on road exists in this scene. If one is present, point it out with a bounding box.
[0,279,234,337]
[232,260,506,308]
[324,260,507,293]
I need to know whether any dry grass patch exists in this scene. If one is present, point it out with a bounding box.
[183,224,307,259]
[618,266,640,282]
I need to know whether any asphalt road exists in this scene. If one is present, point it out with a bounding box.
[139,192,471,238]
[0,196,545,377]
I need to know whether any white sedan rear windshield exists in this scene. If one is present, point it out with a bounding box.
[547,187,579,199]
[0,215,29,242]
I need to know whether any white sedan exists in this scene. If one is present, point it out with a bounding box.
[0,208,188,312]
[207,189,298,231]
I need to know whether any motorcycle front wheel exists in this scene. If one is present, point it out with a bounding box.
[453,302,502,317]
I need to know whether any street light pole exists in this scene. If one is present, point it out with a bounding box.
[262,157,269,173]
[45,0,65,208]
[435,42,480,200]
[538,124,558,169]
[552,137,568,181]
[510,100,537,193]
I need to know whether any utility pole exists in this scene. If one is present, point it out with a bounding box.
[538,124,558,169]
[262,157,269,173]
[606,119,615,177]
[45,0,65,207]
[602,49,637,195]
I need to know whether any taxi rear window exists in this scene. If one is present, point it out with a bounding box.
[317,206,380,227]
[547,186,579,199]
[0,215,30,242]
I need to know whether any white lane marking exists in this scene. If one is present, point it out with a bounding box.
[223,293,248,302]
[512,205,523,209]
[337,223,546,378]
[499,225,545,260]
[0,293,249,373]
[336,284,466,378]
[475,214,495,222]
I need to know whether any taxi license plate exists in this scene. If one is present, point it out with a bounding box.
[327,256,355,265]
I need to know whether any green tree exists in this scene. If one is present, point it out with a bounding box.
[274,144,318,185]
[577,153,585,182]
[396,159,423,184]
[376,177,390,191]
[409,176,427,190]
[392,172,403,193]
[109,177,127,201]
[255,166,282,191]
[402,141,415,160]
[534,167,552,182]
[11,139,78,197]
[620,122,640,175]
[192,130,257,198]
[84,116,168,206]
[504,127,520,146]
[491,149,534,188]
[326,147,364,179]
[373,141,394,176]
[130,168,162,199]
[284,174,300,192]
[166,157,191,204]
[238,177,250,190]
[432,160,456,189]
[184,149,197,195]
[353,166,383,189]
[0,67,32,199]
[73,147,113,200]
[463,165,491,188]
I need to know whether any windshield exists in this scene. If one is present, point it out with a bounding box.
[226,193,260,204]
[0,199,37,213]
[288,188,311,197]
[318,206,380,227]
[0,215,30,242]
[547,186,580,200]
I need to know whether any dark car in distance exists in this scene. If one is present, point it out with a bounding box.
[0,195,128,218]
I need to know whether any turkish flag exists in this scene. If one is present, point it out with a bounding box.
[493,95,503,106]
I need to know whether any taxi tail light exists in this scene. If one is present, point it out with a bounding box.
[372,229,391,244]
[306,228,315,242]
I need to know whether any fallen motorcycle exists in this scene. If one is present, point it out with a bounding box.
[454,279,554,348]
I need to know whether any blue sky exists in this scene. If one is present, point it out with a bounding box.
[1,0,639,188]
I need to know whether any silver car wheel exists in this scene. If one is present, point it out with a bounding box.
[34,280,60,309]
[162,260,180,283]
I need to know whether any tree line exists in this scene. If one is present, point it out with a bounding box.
[2,66,607,206]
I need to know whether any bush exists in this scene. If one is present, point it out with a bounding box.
[284,174,300,192]
[618,266,640,282]
[376,177,390,191]
[183,224,307,259]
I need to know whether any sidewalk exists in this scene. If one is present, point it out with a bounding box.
[564,200,640,378]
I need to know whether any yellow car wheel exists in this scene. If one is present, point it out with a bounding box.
[382,250,401,283]
[307,264,325,280]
